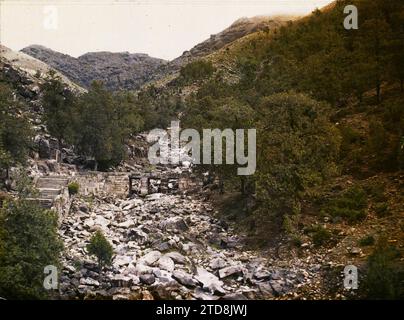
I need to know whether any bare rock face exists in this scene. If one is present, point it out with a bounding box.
[21,45,167,91]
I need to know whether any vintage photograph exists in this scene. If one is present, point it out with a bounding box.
[0,0,403,305]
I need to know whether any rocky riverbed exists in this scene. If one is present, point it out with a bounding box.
[58,189,323,300]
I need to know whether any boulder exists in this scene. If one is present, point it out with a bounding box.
[172,270,198,288]
[165,252,187,265]
[195,267,225,295]
[157,256,175,272]
[118,219,135,229]
[111,274,133,287]
[218,265,244,279]
[128,228,149,244]
[79,277,100,287]
[140,274,156,285]
[94,216,110,228]
[209,257,227,270]
[138,251,161,266]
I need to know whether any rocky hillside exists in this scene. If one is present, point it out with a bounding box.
[149,15,294,86]
[21,16,293,91]
[21,45,167,91]
[170,16,292,69]
[1,45,83,94]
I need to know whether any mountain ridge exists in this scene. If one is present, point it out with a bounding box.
[20,15,295,91]
[21,45,167,91]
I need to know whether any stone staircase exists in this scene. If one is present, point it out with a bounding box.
[34,176,69,208]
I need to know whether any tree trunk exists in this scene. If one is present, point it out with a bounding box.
[400,78,403,93]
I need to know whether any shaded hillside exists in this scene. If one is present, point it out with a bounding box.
[21,45,167,91]
[137,0,404,299]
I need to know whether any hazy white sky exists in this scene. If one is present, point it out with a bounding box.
[0,0,333,60]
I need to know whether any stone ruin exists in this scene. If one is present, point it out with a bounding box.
[129,172,202,196]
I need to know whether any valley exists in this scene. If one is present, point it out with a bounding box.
[0,0,403,301]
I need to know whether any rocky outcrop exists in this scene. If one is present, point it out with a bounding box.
[21,45,167,91]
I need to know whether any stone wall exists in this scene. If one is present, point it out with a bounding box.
[72,172,130,197]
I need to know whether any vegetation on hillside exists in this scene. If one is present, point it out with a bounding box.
[41,74,144,170]
[177,0,404,241]
[0,175,63,299]
[0,83,32,175]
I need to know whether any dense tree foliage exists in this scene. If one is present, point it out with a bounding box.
[41,71,76,145]
[0,83,32,173]
[179,0,403,241]
[137,85,183,131]
[0,175,63,299]
[238,0,404,104]
[41,77,144,170]
[254,93,340,238]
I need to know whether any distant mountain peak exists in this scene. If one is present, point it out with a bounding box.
[21,46,167,91]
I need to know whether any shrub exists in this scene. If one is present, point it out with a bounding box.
[322,186,367,223]
[362,237,403,299]
[358,235,375,246]
[339,125,362,146]
[0,198,63,299]
[87,230,113,271]
[68,182,79,195]
[290,234,302,247]
[307,225,332,247]
[179,60,215,83]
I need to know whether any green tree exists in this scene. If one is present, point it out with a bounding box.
[112,91,144,137]
[74,81,123,170]
[0,174,63,299]
[87,230,113,271]
[40,71,76,145]
[0,83,32,174]
[254,92,340,240]
[183,90,256,194]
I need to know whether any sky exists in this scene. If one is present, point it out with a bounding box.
[0,0,333,61]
